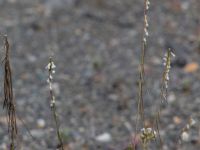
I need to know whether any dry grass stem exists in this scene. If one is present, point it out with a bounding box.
[133,0,151,149]
[46,57,64,150]
[151,49,175,149]
[2,35,17,150]
[161,48,175,103]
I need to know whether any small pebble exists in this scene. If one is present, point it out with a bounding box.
[27,54,37,62]
[108,94,118,101]
[181,2,190,10]
[124,121,132,132]
[168,93,176,103]
[37,118,46,128]
[95,133,112,143]
[151,56,161,65]
[30,129,45,138]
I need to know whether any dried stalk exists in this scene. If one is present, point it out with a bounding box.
[2,35,17,150]
[137,0,150,127]
[132,1,175,149]
[160,48,175,103]
[46,57,64,150]
[151,49,175,149]
[133,0,150,149]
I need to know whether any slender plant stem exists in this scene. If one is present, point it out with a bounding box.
[47,57,64,150]
[133,0,150,149]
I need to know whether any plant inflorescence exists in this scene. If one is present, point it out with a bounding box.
[132,1,176,150]
[46,57,64,150]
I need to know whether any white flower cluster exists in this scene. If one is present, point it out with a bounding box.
[140,127,156,144]
[50,96,56,107]
[181,131,190,142]
[46,60,56,72]
[46,58,56,107]
[181,118,196,142]
[163,50,175,89]
[143,0,150,44]
[46,59,56,83]
[146,0,150,10]
[189,118,196,126]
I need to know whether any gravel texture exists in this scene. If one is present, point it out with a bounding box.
[0,0,199,149]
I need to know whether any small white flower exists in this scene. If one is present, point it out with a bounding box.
[146,0,150,10]
[190,118,196,126]
[186,124,190,130]
[166,75,169,81]
[171,52,176,57]
[146,22,149,28]
[153,131,157,136]
[146,128,152,133]
[49,74,53,80]
[50,97,56,107]
[141,128,145,132]
[46,61,56,70]
[146,5,149,10]
[163,57,167,61]
[181,131,190,142]
[46,63,51,70]
[147,0,150,6]
[144,15,149,27]
[143,37,147,43]
[49,83,52,90]
[144,28,149,36]
[51,62,56,69]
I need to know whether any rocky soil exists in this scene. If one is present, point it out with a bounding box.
[0,0,199,149]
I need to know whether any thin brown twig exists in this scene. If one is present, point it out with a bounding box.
[2,35,18,150]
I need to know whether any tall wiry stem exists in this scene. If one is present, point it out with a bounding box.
[132,1,175,150]
[46,57,64,150]
[161,49,175,102]
[133,0,151,149]
[3,35,17,150]
[138,0,150,128]
[152,48,175,148]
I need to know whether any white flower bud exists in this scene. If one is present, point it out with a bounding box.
[143,37,147,43]
[49,74,53,80]
[144,28,149,36]
[171,52,176,57]
[189,118,196,126]
[51,62,56,69]
[49,83,52,90]
[46,63,51,70]
[181,131,190,142]
[147,128,152,133]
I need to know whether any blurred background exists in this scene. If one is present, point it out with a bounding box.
[0,0,199,149]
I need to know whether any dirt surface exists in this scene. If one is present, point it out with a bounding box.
[0,0,200,149]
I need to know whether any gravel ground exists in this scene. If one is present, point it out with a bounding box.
[0,0,200,149]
